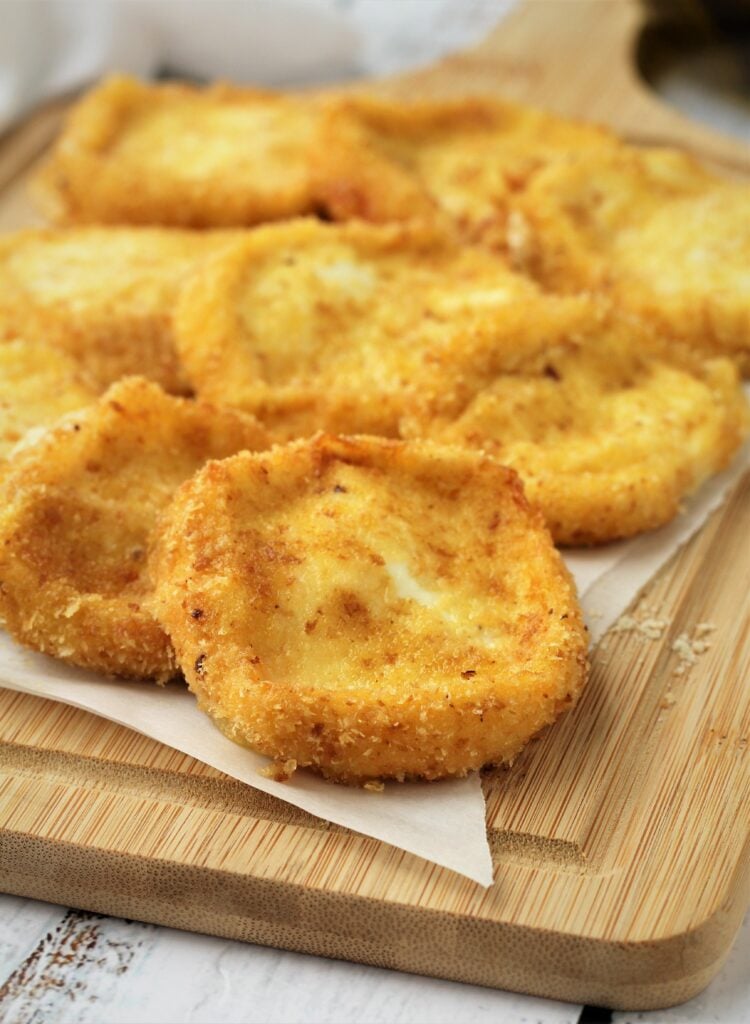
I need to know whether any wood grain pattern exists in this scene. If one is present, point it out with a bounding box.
[0,0,748,1010]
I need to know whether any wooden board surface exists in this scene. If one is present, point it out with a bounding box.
[0,0,749,1011]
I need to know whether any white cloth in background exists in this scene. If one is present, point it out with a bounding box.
[0,0,513,132]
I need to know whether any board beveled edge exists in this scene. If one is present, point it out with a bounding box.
[0,811,748,1010]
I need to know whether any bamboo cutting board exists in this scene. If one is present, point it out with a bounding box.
[0,0,749,1011]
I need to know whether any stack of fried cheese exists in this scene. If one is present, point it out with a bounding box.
[173,219,747,546]
[32,75,750,377]
[0,74,747,785]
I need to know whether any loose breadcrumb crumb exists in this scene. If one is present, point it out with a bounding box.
[611,614,669,641]
[695,622,717,638]
[260,758,298,782]
[363,780,385,793]
[671,622,716,675]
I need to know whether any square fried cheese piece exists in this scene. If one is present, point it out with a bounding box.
[173,218,590,439]
[402,310,749,546]
[0,377,268,680]
[311,95,616,245]
[513,147,750,373]
[152,434,588,784]
[0,227,238,392]
[34,75,323,228]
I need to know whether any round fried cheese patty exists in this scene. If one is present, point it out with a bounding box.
[0,227,238,393]
[311,96,615,245]
[513,148,750,372]
[0,377,268,680]
[34,75,321,228]
[403,315,749,546]
[152,434,588,783]
[173,218,588,439]
[0,337,96,462]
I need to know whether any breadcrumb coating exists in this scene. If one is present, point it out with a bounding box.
[512,147,750,372]
[0,377,268,679]
[0,227,239,392]
[152,434,588,783]
[173,218,588,438]
[403,312,749,545]
[311,95,615,245]
[34,75,322,228]
[0,337,96,462]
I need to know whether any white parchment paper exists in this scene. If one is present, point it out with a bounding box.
[0,438,747,888]
[0,637,494,885]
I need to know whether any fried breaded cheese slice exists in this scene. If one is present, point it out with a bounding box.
[174,218,589,439]
[0,338,96,462]
[513,147,750,372]
[311,95,615,244]
[0,377,268,680]
[403,312,749,546]
[152,434,588,783]
[34,75,322,228]
[0,227,239,393]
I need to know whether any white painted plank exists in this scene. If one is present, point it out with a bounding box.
[0,894,578,1024]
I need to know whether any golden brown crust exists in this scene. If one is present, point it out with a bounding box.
[403,311,749,545]
[0,377,268,680]
[34,75,323,228]
[311,95,616,245]
[173,217,589,438]
[512,147,750,372]
[152,433,588,783]
[0,337,96,462]
[173,216,747,544]
[0,227,240,392]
